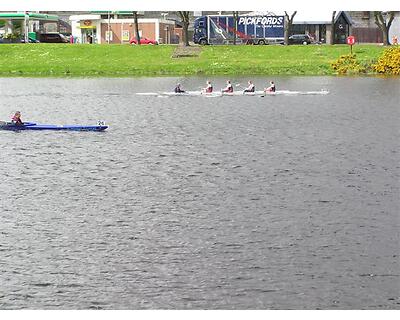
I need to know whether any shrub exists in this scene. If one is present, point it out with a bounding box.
[373,46,400,75]
[331,54,367,75]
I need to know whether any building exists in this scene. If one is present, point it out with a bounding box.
[69,13,178,44]
[348,11,400,44]
[348,11,382,43]
[291,11,353,44]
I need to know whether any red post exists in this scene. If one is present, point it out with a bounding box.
[347,36,355,54]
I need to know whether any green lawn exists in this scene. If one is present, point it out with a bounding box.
[0,43,386,77]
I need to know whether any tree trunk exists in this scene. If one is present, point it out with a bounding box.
[133,11,140,45]
[284,11,297,45]
[183,21,189,46]
[284,15,289,45]
[330,11,336,45]
[374,11,395,45]
[233,11,238,45]
[178,11,190,46]
[382,26,389,45]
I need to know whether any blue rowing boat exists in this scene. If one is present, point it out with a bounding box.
[0,122,108,131]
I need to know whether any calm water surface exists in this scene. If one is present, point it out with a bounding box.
[0,76,399,309]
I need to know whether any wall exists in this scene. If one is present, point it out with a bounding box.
[349,11,376,28]
[352,27,383,43]
[100,22,156,44]
[173,26,183,44]
[159,22,176,43]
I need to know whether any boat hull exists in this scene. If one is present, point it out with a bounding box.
[136,90,329,97]
[0,122,108,131]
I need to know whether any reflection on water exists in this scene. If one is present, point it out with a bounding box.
[0,77,399,309]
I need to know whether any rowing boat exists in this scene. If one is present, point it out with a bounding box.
[136,89,329,97]
[0,121,108,131]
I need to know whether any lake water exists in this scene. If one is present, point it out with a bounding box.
[0,76,399,309]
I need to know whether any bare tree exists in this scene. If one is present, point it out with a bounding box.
[178,11,190,46]
[374,11,395,45]
[232,11,239,45]
[330,11,336,45]
[133,11,140,45]
[284,11,297,45]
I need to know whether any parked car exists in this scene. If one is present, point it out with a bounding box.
[39,33,69,43]
[288,34,312,45]
[21,37,40,43]
[129,37,158,45]
[0,36,39,43]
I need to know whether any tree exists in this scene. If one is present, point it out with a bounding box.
[178,11,190,46]
[133,11,141,45]
[330,11,336,45]
[284,11,297,45]
[232,11,239,45]
[374,11,395,45]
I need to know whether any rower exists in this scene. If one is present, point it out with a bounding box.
[264,81,276,93]
[222,80,233,93]
[174,83,185,93]
[243,80,255,93]
[11,111,23,126]
[203,80,213,93]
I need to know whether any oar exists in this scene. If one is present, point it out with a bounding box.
[235,83,246,89]
[237,83,254,95]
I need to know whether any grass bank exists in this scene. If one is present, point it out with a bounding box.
[0,43,385,77]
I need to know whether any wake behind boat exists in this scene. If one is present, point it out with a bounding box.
[0,121,108,131]
[136,89,329,97]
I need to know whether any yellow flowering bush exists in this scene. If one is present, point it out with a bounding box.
[373,46,400,75]
[330,54,368,75]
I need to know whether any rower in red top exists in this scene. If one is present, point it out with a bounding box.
[264,81,276,93]
[203,80,213,93]
[11,111,23,126]
[222,80,233,93]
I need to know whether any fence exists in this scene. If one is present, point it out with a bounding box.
[352,27,383,43]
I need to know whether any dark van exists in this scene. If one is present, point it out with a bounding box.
[288,34,312,45]
[39,33,69,43]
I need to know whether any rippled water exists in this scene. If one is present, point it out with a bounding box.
[0,76,399,309]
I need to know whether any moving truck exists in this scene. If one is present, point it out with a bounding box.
[193,15,285,45]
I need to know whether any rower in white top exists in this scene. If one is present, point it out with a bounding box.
[243,80,255,93]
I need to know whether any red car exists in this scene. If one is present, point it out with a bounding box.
[129,37,158,45]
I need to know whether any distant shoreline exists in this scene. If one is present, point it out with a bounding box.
[0,44,388,77]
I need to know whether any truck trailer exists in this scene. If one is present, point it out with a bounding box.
[193,15,285,45]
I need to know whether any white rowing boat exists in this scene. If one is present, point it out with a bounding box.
[136,90,329,97]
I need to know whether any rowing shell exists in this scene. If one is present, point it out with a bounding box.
[0,122,108,131]
[136,90,329,97]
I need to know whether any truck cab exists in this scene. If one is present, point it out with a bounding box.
[193,17,208,45]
